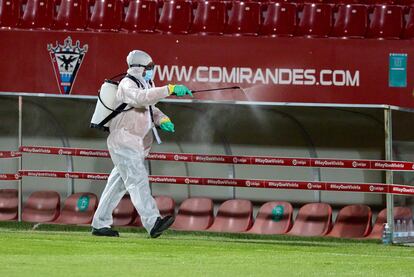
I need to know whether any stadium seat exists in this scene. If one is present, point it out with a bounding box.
[259,2,297,37]
[53,192,98,224]
[364,0,395,5]
[394,0,414,5]
[296,3,333,38]
[112,194,136,226]
[247,201,293,234]
[331,4,368,38]
[154,0,162,7]
[157,0,192,34]
[54,0,89,30]
[192,1,226,35]
[88,0,123,31]
[226,1,261,36]
[171,197,214,231]
[0,0,21,27]
[121,0,158,32]
[133,195,175,226]
[22,191,60,223]
[208,199,253,233]
[367,207,412,239]
[366,5,403,39]
[88,0,95,9]
[19,0,54,29]
[288,203,332,236]
[155,195,175,216]
[327,0,363,4]
[0,189,18,221]
[326,204,372,238]
[402,7,414,39]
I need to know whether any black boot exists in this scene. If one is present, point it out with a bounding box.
[150,216,175,238]
[92,227,120,237]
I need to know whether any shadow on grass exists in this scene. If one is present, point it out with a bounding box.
[0,221,381,247]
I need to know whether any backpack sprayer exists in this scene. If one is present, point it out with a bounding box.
[90,74,128,132]
[90,74,243,132]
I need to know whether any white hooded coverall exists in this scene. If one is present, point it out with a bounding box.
[92,65,170,233]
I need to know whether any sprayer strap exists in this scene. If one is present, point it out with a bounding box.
[125,74,155,124]
[100,74,144,128]
[97,103,128,129]
[97,73,131,129]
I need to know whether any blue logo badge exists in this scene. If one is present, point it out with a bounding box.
[389,53,407,88]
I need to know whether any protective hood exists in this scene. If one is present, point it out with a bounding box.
[126,50,152,68]
[126,50,153,87]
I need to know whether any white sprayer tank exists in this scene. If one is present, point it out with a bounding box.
[90,80,119,131]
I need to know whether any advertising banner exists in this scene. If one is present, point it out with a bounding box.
[1,30,414,107]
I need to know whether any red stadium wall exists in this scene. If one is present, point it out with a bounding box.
[0,29,414,107]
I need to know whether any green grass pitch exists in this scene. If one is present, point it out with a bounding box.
[0,222,413,277]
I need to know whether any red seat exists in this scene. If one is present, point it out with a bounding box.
[20,0,54,29]
[192,1,226,34]
[87,0,94,17]
[112,194,136,226]
[402,7,414,39]
[247,201,293,234]
[54,0,88,30]
[208,199,253,233]
[367,207,412,239]
[171,197,214,231]
[121,0,158,32]
[325,0,361,3]
[22,191,60,223]
[0,189,18,221]
[0,0,21,27]
[260,2,297,37]
[226,2,261,35]
[88,0,94,9]
[288,203,332,236]
[88,0,123,31]
[133,195,175,226]
[155,195,175,216]
[53,192,98,224]
[296,3,333,37]
[394,0,414,5]
[331,4,368,38]
[326,205,372,238]
[157,0,192,34]
[364,0,395,5]
[366,5,403,39]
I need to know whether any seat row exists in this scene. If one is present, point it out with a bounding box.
[88,0,414,5]
[1,0,414,39]
[0,189,411,238]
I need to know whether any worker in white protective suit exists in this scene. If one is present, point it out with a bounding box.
[91,50,192,238]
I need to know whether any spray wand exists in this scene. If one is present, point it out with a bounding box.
[191,86,244,94]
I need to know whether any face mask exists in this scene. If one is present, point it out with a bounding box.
[144,69,154,81]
